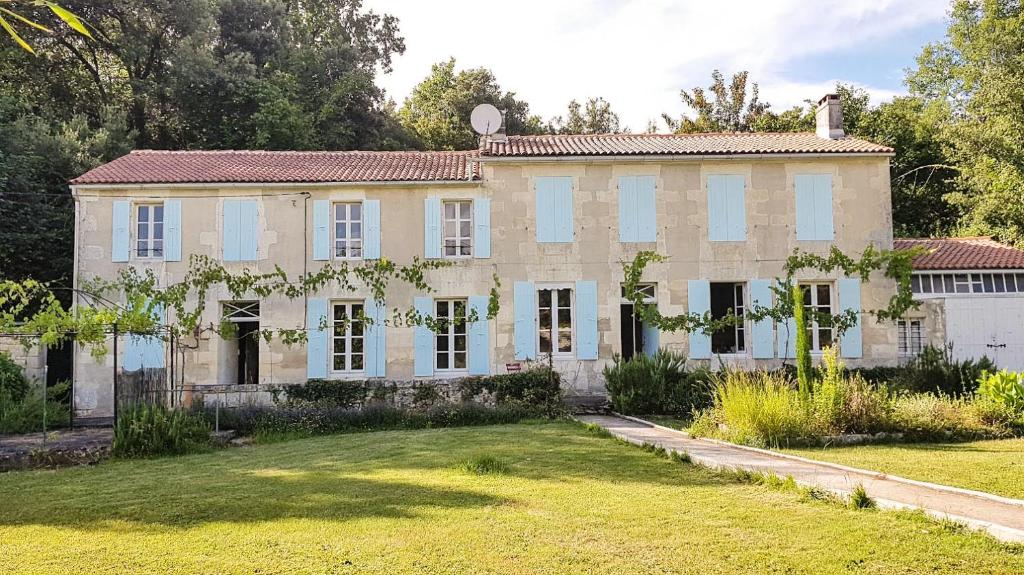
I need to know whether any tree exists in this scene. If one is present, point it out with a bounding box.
[663,70,771,133]
[907,0,1024,246]
[0,1,90,53]
[548,97,622,134]
[398,58,544,150]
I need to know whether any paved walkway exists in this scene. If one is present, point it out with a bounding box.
[578,414,1024,543]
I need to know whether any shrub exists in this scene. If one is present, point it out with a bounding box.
[694,370,811,447]
[0,352,29,403]
[849,484,876,509]
[458,367,564,416]
[113,404,211,458]
[888,393,1011,440]
[603,350,712,415]
[0,381,70,435]
[976,370,1024,413]
[278,379,368,406]
[889,345,995,396]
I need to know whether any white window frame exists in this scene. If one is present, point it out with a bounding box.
[710,282,747,355]
[330,301,365,374]
[434,298,469,372]
[223,301,260,322]
[800,282,834,352]
[442,200,473,258]
[897,318,924,357]
[537,283,575,358]
[135,202,164,259]
[911,271,1024,297]
[333,202,363,260]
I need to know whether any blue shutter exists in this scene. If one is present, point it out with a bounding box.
[838,278,863,358]
[414,296,434,376]
[536,177,573,243]
[535,178,555,243]
[123,303,165,371]
[554,177,574,242]
[796,174,835,241]
[514,281,536,360]
[618,176,638,242]
[642,320,660,356]
[112,200,130,262]
[749,279,775,359]
[223,200,241,261]
[636,175,657,242]
[424,197,441,259]
[687,279,711,359]
[306,298,328,379]
[312,200,330,261]
[364,297,387,377]
[164,200,182,262]
[776,280,797,359]
[363,199,381,260]
[576,280,598,360]
[726,175,746,240]
[707,176,727,241]
[814,174,834,240]
[239,200,258,261]
[473,198,491,258]
[468,295,490,375]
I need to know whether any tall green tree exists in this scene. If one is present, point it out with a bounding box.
[548,97,621,134]
[398,58,544,150]
[907,0,1024,246]
[663,70,771,133]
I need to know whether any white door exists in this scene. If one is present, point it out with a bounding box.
[944,296,1024,371]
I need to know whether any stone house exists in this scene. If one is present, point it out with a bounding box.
[68,94,898,418]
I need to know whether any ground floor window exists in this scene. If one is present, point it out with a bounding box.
[538,287,573,356]
[800,282,834,352]
[222,301,259,386]
[332,302,364,372]
[620,283,657,360]
[435,299,468,371]
[898,319,924,356]
[711,282,745,354]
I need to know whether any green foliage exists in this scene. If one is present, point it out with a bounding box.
[457,367,564,416]
[0,351,29,402]
[0,381,70,434]
[662,70,770,133]
[694,371,811,447]
[602,349,712,415]
[278,379,369,407]
[547,97,622,134]
[793,284,812,400]
[112,405,211,458]
[976,370,1024,413]
[457,454,509,475]
[891,345,995,396]
[849,484,876,510]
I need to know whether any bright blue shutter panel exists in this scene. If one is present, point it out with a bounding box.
[468,295,490,375]
[776,281,797,359]
[112,201,130,262]
[687,280,711,359]
[576,280,598,360]
[749,279,775,359]
[536,177,573,243]
[364,297,386,377]
[143,304,166,368]
[363,199,381,260]
[473,198,491,258]
[618,176,637,242]
[636,175,657,242]
[535,178,555,242]
[814,174,834,240]
[555,177,574,242]
[514,281,536,360]
[306,298,328,379]
[414,297,434,376]
[223,200,241,261]
[164,200,182,262]
[424,197,441,259]
[707,176,727,241]
[795,175,816,240]
[726,175,746,240]
[312,200,330,261]
[642,320,660,356]
[838,278,863,358]
[122,334,143,371]
[238,200,258,261]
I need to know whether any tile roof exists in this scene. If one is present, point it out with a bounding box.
[70,150,480,185]
[481,133,894,157]
[894,237,1024,270]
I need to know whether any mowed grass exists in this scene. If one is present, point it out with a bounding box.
[784,438,1024,500]
[1,423,1022,575]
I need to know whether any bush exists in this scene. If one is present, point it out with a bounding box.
[279,379,368,407]
[458,367,564,416]
[0,352,30,403]
[0,381,70,435]
[977,370,1024,413]
[113,404,211,458]
[603,350,712,415]
[888,345,995,396]
[693,370,811,447]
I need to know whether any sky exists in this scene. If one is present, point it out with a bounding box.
[362,0,951,131]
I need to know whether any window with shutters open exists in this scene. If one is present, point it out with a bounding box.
[333,202,363,259]
[710,282,746,354]
[800,282,834,352]
[331,301,365,373]
[136,203,164,259]
[435,299,468,371]
[443,201,473,257]
[538,286,573,357]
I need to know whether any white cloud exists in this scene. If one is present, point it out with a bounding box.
[364,0,948,131]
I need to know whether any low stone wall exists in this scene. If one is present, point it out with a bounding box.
[192,379,498,410]
[0,338,46,383]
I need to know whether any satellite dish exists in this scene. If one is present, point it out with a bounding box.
[471,104,503,135]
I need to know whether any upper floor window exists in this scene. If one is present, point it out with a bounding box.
[443,200,472,257]
[801,282,834,352]
[331,301,365,373]
[136,203,164,258]
[334,202,363,259]
[538,286,573,356]
[435,298,468,371]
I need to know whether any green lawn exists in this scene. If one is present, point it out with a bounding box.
[1,422,1021,574]
[783,438,1024,500]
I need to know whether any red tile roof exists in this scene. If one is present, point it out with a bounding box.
[481,133,893,157]
[894,237,1024,270]
[70,150,480,185]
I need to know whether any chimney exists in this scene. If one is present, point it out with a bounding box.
[815,94,844,139]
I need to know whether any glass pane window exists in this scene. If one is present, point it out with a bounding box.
[800,283,833,352]
[443,200,472,257]
[710,282,746,354]
[435,299,468,371]
[538,288,572,355]
[334,203,363,259]
[136,203,164,258]
[898,319,924,356]
[331,302,365,372]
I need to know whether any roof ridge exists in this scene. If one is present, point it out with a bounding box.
[128,149,478,156]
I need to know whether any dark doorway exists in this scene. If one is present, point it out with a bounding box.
[236,321,259,386]
[620,304,644,360]
[45,339,73,388]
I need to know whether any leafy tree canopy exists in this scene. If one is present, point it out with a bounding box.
[547,97,622,134]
